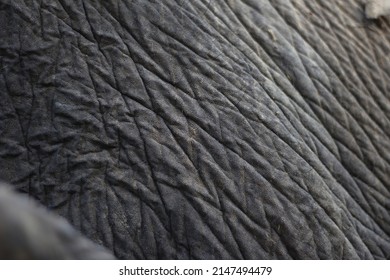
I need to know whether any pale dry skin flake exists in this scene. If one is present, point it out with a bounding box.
[366,0,390,18]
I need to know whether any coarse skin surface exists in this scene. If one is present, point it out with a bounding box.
[0,0,390,259]
[0,184,115,259]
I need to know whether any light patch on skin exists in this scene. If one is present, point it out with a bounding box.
[366,0,390,19]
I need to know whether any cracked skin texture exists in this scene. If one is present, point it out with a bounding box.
[0,0,390,259]
[0,184,115,259]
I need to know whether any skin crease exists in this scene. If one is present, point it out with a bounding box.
[366,0,390,18]
[0,183,115,259]
[0,0,390,260]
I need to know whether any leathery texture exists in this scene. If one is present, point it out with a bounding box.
[0,184,115,259]
[0,0,389,259]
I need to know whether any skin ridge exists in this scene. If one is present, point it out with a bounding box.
[0,0,389,259]
[0,183,115,259]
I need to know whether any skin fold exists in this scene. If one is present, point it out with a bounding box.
[366,0,390,19]
[0,0,389,259]
[0,184,115,259]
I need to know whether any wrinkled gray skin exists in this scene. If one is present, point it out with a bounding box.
[0,0,390,259]
[0,183,115,259]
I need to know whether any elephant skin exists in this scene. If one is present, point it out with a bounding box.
[366,0,390,19]
[0,183,115,259]
[0,0,390,259]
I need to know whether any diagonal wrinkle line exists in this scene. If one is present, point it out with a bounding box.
[181,0,285,98]
[160,121,220,202]
[287,154,389,247]
[292,30,390,172]
[205,1,276,78]
[43,6,94,45]
[218,188,264,259]
[179,191,242,258]
[277,100,340,160]
[129,61,177,239]
[115,0,330,173]
[209,1,297,100]
[107,183,147,259]
[322,0,390,82]
[148,104,282,233]
[102,163,116,256]
[261,0,390,145]
[347,195,390,244]
[307,75,390,171]
[309,99,390,187]
[6,0,390,258]
[256,1,390,193]
[341,37,390,129]
[298,28,390,147]
[270,184,353,258]
[118,23,198,102]
[113,179,174,241]
[192,100,390,238]
[353,176,390,213]
[295,4,390,137]
[359,29,390,83]
[259,136,359,254]
[80,0,111,64]
[221,213,246,258]
[365,28,390,82]
[353,176,389,221]
[146,12,275,105]
[218,1,348,157]
[1,72,30,157]
[161,179,235,257]
[100,17,175,236]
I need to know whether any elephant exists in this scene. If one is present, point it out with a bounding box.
[0,0,389,259]
[0,183,115,259]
